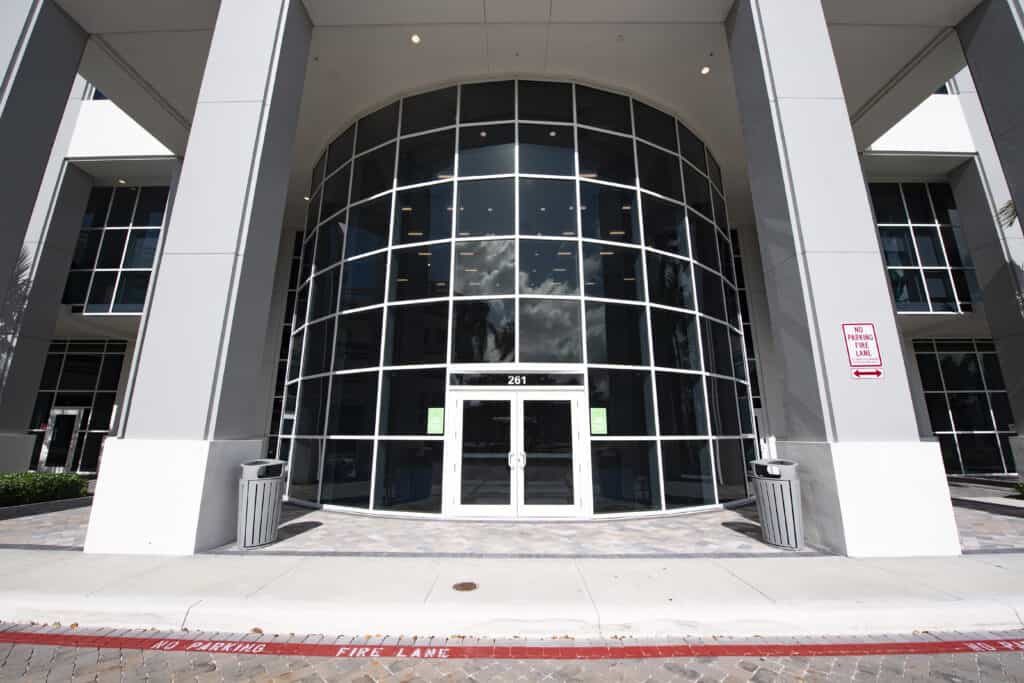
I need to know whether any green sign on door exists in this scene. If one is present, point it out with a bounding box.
[590,407,608,435]
[427,407,445,435]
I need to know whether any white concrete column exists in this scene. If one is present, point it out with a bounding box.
[726,0,960,556]
[85,0,312,555]
[0,1,86,317]
[957,0,1024,225]
[0,76,91,472]
[948,157,1024,471]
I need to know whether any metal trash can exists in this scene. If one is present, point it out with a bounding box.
[749,459,803,550]
[237,459,285,549]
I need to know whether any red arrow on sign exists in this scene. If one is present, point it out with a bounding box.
[852,368,883,379]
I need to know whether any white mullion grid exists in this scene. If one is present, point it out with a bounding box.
[687,149,719,504]
[108,187,143,312]
[897,184,933,312]
[276,236,305,453]
[367,98,404,511]
[924,184,965,312]
[81,187,124,313]
[929,342,967,474]
[629,95,666,512]
[971,340,1010,473]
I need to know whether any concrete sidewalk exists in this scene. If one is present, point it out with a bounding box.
[1,549,1023,640]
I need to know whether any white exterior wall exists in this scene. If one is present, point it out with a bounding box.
[67,100,172,159]
[869,94,975,154]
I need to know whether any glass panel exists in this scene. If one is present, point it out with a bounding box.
[982,354,1006,390]
[677,123,707,173]
[296,376,328,435]
[646,252,694,310]
[90,393,115,430]
[688,211,718,270]
[107,187,137,226]
[929,183,958,224]
[327,126,354,173]
[656,371,707,435]
[940,352,985,389]
[948,393,993,430]
[662,440,715,508]
[708,377,740,435]
[321,440,373,508]
[519,239,579,295]
[523,400,574,505]
[633,100,676,151]
[519,179,577,236]
[695,265,726,321]
[879,228,916,266]
[924,271,957,312]
[62,272,91,305]
[334,308,382,370]
[579,182,639,243]
[683,163,712,219]
[346,195,391,258]
[637,142,682,201]
[287,439,321,502]
[388,243,450,301]
[650,308,701,370]
[576,85,631,133]
[989,392,1014,431]
[578,128,635,185]
[869,183,906,223]
[902,183,934,223]
[321,163,351,219]
[310,268,339,319]
[315,220,344,271]
[452,299,515,362]
[519,299,582,363]
[460,399,512,505]
[83,188,112,227]
[374,441,444,512]
[39,355,62,390]
[958,434,1005,474]
[111,272,150,313]
[455,179,515,237]
[59,355,100,390]
[585,302,649,366]
[122,229,160,269]
[518,80,573,122]
[914,227,945,266]
[97,230,128,268]
[702,319,733,377]
[401,86,457,135]
[518,124,574,175]
[715,440,749,502]
[356,102,399,153]
[591,442,661,513]
[394,183,453,244]
[85,272,116,313]
[133,187,169,226]
[350,143,395,202]
[582,243,644,301]
[338,252,386,311]
[888,270,928,312]
[397,129,455,185]
[642,194,687,256]
[458,123,514,176]
[587,369,655,435]
[379,368,446,435]
[71,231,101,269]
[460,81,514,123]
[385,301,448,365]
[327,371,378,435]
[454,239,514,295]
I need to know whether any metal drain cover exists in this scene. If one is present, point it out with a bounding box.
[452,581,478,592]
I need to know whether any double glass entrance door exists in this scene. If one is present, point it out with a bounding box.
[454,391,584,517]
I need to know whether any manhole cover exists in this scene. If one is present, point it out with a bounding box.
[452,581,478,592]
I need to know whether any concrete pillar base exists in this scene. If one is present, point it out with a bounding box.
[778,440,961,557]
[84,438,265,555]
[0,433,37,472]
[1009,436,1024,478]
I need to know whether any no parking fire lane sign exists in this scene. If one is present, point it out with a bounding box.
[842,323,884,379]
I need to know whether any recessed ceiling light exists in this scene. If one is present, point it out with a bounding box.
[117,178,127,185]
[700,65,711,76]
[303,196,310,201]
[479,130,488,138]
[410,33,421,45]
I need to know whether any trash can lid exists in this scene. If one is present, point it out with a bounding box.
[240,459,285,480]
[750,459,798,480]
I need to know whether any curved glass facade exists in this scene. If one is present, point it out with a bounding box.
[283,80,756,517]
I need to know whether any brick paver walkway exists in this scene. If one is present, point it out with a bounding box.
[2,624,1024,681]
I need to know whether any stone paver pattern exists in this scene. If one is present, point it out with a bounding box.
[2,624,1024,681]
[2,492,1024,556]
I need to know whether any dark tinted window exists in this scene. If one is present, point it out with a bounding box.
[587,369,655,435]
[388,243,450,301]
[452,299,514,362]
[385,302,448,365]
[374,441,444,512]
[460,81,514,123]
[662,441,715,508]
[327,371,378,435]
[402,86,457,134]
[321,441,373,508]
[585,302,649,366]
[633,100,676,150]
[650,308,700,370]
[350,143,395,202]
[519,179,577,236]
[642,194,687,256]
[334,309,383,370]
[519,300,582,363]
[580,182,639,243]
[519,239,578,295]
[456,179,515,237]
[646,253,694,309]
[133,187,169,226]
[519,125,574,175]
[656,371,707,435]
[637,143,682,201]
[578,129,635,185]
[394,184,453,245]
[345,195,391,258]
[519,80,572,122]
[398,130,454,185]
[454,240,514,296]
[356,102,399,153]
[379,369,446,435]
[576,86,631,133]
[591,442,661,513]
[338,253,386,310]
[582,243,644,301]
[458,124,514,176]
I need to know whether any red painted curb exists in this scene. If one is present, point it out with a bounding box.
[1,631,1023,660]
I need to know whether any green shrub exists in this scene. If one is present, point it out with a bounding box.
[0,472,88,507]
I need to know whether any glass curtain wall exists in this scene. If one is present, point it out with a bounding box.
[285,80,757,515]
[913,338,1017,475]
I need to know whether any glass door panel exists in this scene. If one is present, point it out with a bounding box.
[521,400,574,506]
[40,410,84,471]
[459,399,513,506]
